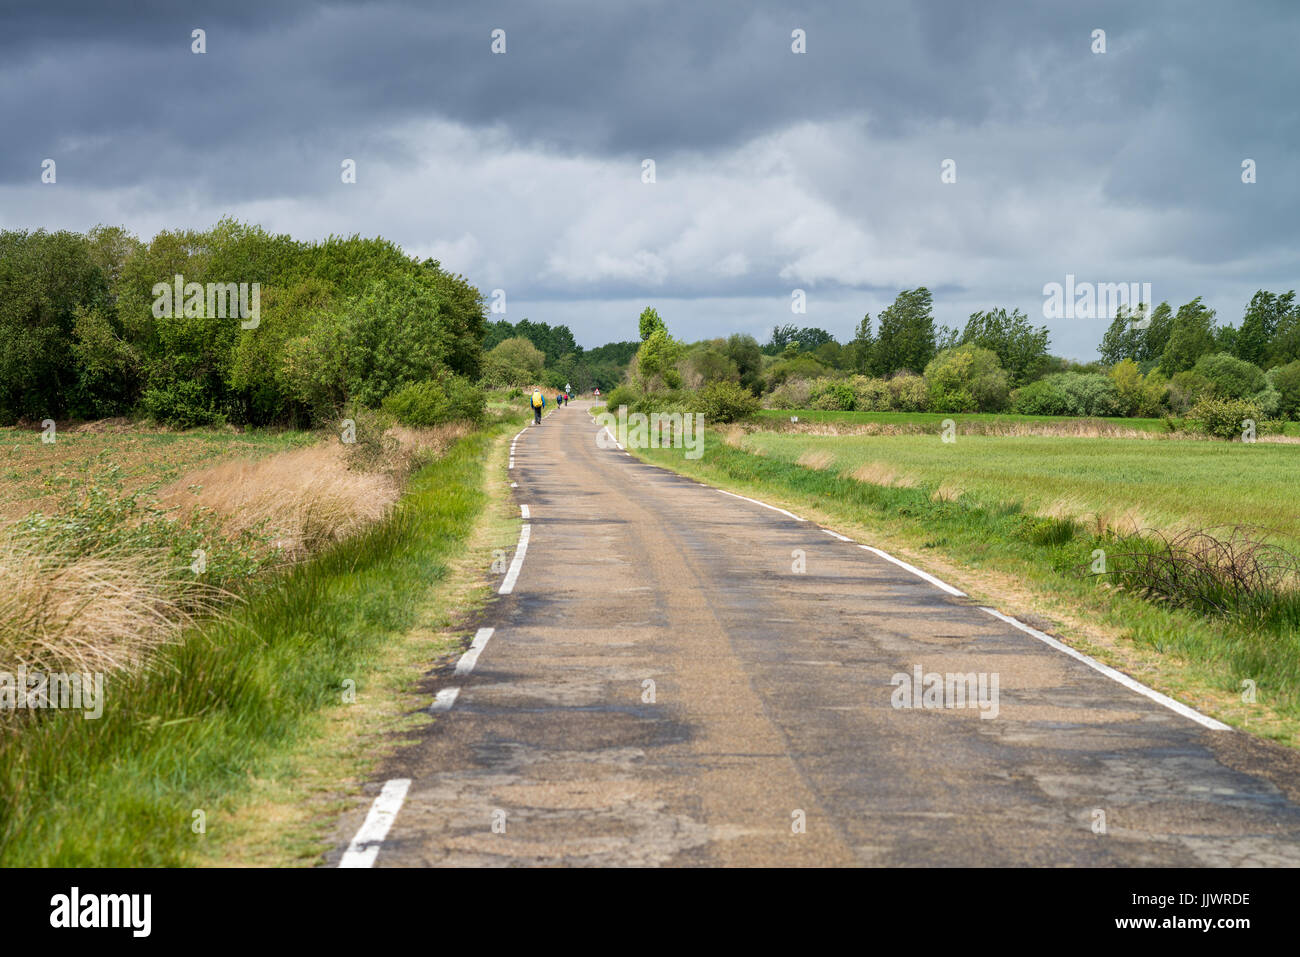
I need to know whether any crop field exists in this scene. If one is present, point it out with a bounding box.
[0,425,314,521]
[731,429,1300,549]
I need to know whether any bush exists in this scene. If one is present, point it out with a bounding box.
[850,375,892,412]
[1009,378,1066,416]
[695,380,759,423]
[1192,352,1266,400]
[1166,370,1212,414]
[887,373,929,411]
[1108,359,1168,417]
[765,377,812,409]
[1267,361,1300,420]
[808,377,855,411]
[1009,372,1122,417]
[140,379,223,428]
[602,384,639,412]
[1187,397,1261,440]
[381,375,485,426]
[923,345,1009,413]
[480,337,545,387]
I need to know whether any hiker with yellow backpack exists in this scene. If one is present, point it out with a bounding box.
[530,387,546,425]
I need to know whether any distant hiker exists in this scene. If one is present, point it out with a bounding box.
[531,387,545,425]
[555,392,563,409]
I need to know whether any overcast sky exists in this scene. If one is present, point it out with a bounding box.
[3,0,1297,356]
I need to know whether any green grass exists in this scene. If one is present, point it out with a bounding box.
[0,427,500,866]
[737,431,1300,550]
[629,432,1300,740]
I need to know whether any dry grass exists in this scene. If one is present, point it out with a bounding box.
[845,461,917,488]
[0,536,225,674]
[0,422,469,679]
[1041,497,1149,537]
[932,482,964,502]
[796,449,836,471]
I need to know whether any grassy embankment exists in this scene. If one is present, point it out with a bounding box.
[0,416,520,865]
[617,411,1300,745]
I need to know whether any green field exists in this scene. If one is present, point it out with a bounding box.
[737,430,1300,549]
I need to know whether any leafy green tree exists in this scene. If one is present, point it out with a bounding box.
[763,323,800,356]
[958,307,1050,386]
[872,288,936,376]
[1192,352,1266,400]
[1235,290,1295,367]
[725,333,764,394]
[635,327,684,389]
[923,344,1009,413]
[638,306,666,341]
[481,336,545,387]
[1160,298,1217,375]
[0,229,110,422]
[1266,361,1300,419]
[845,314,876,373]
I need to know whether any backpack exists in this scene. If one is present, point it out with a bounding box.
[531,389,543,408]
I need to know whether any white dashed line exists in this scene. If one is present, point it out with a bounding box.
[454,627,495,676]
[979,607,1232,731]
[520,504,530,518]
[338,778,411,868]
[499,522,531,595]
[430,687,460,712]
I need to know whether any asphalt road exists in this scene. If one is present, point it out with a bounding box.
[332,400,1300,867]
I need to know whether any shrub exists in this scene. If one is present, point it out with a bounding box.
[1108,359,1168,417]
[140,379,223,428]
[1187,396,1261,440]
[1009,378,1066,416]
[1192,352,1266,399]
[1009,372,1121,417]
[850,375,892,412]
[381,375,484,426]
[887,372,929,412]
[1267,360,1300,420]
[923,345,1009,413]
[695,380,759,423]
[1166,370,1212,414]
[602,384,639,412]
[765,377,812,409]
[480,336,545,387]
[808,377,855,411]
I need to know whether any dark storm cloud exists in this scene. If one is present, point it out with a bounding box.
[8,0,1291,182]
[2,1,1297,352]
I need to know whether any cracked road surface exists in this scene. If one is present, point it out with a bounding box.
[331,400,1300,867]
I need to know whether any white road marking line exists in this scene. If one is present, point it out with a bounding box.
[520,504,530,518]
[822,528,853,542]
[716,488,803,522]
[430,687,460,712]
[979,607,1232,731]
[499,523,531,594]
[858,545,966,597]
[454,627,495,676]
[338,778,411,868]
